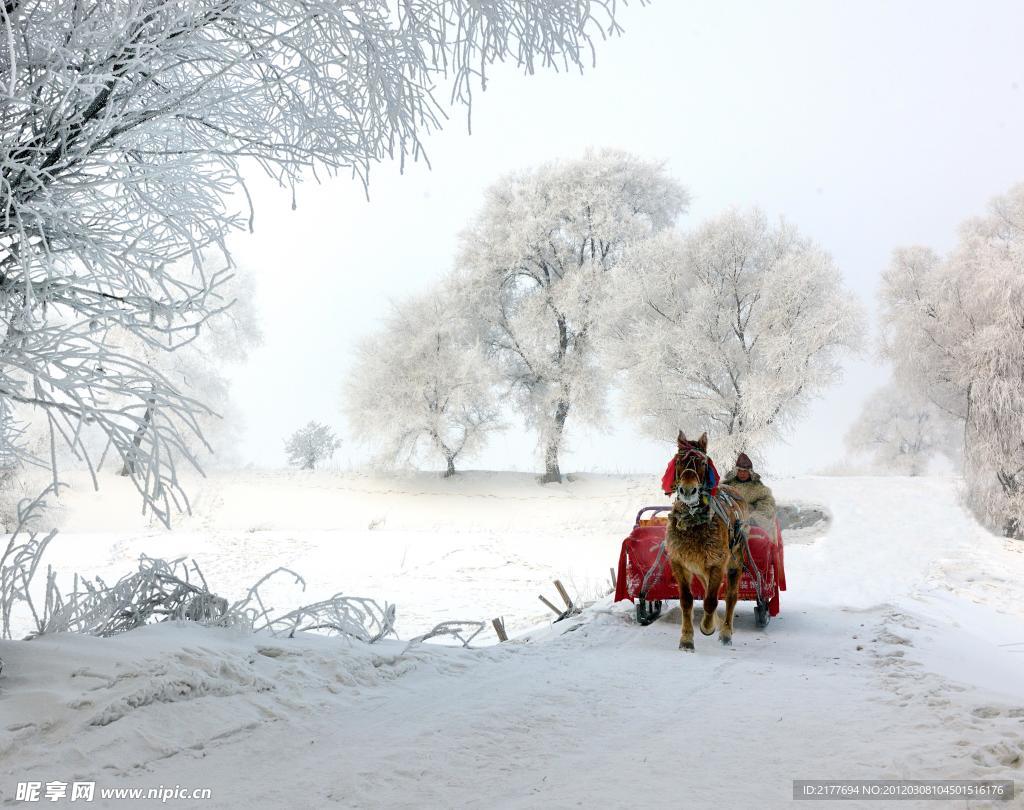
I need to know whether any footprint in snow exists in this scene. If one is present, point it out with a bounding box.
[972,705,1003,719]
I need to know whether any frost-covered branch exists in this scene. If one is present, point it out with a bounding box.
[1,546,401,645]
[0,0,634,522]
[264,594,398,644]
[0,486,59,639]
[404,620,485,651]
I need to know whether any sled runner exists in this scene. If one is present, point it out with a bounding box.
[614,506,786,628]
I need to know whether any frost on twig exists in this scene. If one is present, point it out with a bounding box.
[20,555,235,638]
[229,567,397,642]
[266,595,398,643]
[404,620,485,652]
[0,485,60,639]
[1,542,398,647]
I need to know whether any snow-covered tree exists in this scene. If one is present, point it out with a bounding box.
[608,209,863,463]
[878,246,967,423]
[285,422,341,470]
[343,284,502,477]
[457,150,689,482]
[882,185,1024,537]
[844,381,955,475]
[0,0,631,523]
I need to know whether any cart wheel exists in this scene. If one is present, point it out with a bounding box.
[754,599,770,629]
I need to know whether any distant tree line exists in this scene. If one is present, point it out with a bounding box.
[850,186,1024,538]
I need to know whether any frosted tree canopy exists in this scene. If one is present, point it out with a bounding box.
[608,209,864,465]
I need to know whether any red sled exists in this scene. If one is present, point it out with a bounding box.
[614,506,786,628]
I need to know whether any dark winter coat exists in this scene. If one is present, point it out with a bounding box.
[722,469,777,530]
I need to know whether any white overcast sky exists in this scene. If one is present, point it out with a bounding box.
[226,0,1024,476]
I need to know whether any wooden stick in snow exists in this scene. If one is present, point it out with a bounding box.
[538,595,562,616]
[492,617,508,642]
[553,579,573,609]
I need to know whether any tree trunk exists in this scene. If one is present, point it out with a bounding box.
[541,399,570,484]
[962,383,973,459]
[429,430,458,479]
[119,399,154,477]
[996,468,1022,539]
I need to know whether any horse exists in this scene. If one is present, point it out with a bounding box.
[665,430,750,651]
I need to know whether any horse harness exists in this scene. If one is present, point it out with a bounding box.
[675,448,723,519]
[674,446,749,553]
[662,447,769,605]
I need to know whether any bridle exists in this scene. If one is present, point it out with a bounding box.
[671,443,751,561]
[674,445,709,491]
[673,444,712,520]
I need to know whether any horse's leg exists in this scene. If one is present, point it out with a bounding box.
[672,562,695,651]
[700,565,722,636]
[720,563,741,646]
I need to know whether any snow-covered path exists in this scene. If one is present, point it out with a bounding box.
[2,475,1023,808]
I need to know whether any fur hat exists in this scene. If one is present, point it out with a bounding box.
[736,452,753,470]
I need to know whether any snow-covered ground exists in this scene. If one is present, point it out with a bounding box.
[2,471,1023,808]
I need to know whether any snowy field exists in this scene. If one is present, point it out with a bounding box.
[2,472,1024,808]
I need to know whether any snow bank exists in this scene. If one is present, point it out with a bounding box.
[1,622,488,807]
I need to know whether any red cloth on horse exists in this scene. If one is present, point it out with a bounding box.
[660,458,674,494]
[661,455,720,497]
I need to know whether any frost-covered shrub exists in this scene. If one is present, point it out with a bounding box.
[0,417,62,532]
[284,422,341,470]
[2,525,397,645]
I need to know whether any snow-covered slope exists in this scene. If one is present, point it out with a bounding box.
[20,470,686,638]
[2,473,1023,808]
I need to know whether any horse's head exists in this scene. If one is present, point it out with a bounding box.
[673,430,709,509]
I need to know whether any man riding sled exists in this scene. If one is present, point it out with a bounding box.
[722,452,777,536]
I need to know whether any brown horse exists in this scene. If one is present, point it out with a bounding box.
[665,431,749,651]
